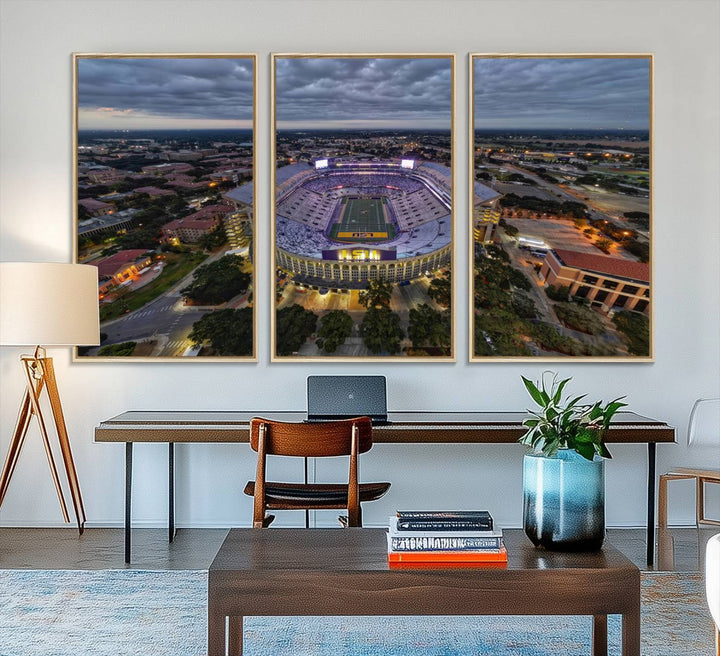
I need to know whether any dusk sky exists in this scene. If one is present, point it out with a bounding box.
[77,57,254,130]
[474,57,650,130]
[275,57,452,130]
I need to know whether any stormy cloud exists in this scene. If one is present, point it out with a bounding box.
[275,57,452,129]
[77,57,254,129]
[473,57,650,130]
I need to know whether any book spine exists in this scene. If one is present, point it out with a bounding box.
[396,520,493,531]
[387,547,508,563]
[397,511,492,521]
[388,560,507,569]
[390,535,502,551]
[389,529,501,540]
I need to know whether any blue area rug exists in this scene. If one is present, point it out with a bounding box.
[0,569,714,655]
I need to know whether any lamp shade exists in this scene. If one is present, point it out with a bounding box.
[0,262,100,346]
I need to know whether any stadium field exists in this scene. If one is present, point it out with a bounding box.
[329,196,395,242]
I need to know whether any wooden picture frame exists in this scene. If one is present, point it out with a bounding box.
[469,54,653,362]
[271,53,456,362]
[73,53,257,361]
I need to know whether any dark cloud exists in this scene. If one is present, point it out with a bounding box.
[77,57,254,125]
[473,57,650,129]
[275,57,452,128]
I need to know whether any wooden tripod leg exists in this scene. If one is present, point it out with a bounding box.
[0,390,34,506]
[42,358,86,533]
[21,358,71,523]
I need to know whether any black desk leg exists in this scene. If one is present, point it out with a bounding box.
[646,442,656,567]
[169,443,175,543]
[125,442,133,565]
[304,456,310,529]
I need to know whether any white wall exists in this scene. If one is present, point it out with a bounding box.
[1,0,718,530]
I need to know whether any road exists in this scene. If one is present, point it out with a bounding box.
[95,250,248,357]
[507,163,648,241]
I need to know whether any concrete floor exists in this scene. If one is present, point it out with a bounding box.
[0,526,716,571]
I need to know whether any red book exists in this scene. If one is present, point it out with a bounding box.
[389,560,507,570]
[388,545,507,564]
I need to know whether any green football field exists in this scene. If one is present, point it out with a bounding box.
[330,196,394,242]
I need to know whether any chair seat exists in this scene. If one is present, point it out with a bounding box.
[244,481,390,509]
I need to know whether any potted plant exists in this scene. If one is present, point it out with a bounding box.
[519,372,626,551]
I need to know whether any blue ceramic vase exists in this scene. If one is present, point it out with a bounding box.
[523,449,606,551]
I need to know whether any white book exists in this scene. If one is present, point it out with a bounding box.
[387,516,502,539]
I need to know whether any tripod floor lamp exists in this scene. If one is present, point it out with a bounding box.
[0,262,99,533]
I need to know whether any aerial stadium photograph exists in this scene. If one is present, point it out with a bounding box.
[74,54,256,360]
[272,54,455,361]
[470,54,652,361]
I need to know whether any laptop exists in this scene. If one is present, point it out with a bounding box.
[306,375,389,425]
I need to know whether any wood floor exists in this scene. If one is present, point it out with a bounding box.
[0,526,716,571]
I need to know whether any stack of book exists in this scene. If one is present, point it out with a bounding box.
[387,510,507,567]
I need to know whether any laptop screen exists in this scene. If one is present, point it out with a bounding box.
[307,375,387,422]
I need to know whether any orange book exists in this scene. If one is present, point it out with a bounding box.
[389,560,507,570]
[388,545,507,564]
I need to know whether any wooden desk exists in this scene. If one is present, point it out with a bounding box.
[94,411,675,564]
[207,528,641,656]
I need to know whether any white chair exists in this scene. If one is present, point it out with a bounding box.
[659,398,720,528]
[707,533,720,656]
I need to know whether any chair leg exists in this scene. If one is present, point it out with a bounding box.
[658,474,669,528]
[347,504,362,527]
[697,477,704,527]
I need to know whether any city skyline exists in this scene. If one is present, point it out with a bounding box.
[77,57,255,130]
[275,57,452,130]
[474,57,651,130]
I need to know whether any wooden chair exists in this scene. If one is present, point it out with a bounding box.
[658,398,720,529]
[243,416,390,528]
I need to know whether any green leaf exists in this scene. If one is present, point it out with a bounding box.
[521,376,547,407]
[566,394,586,409]
[518,373,622,460]
[576,442,595,461]
[552,377,571,404]
[574,429,595,443]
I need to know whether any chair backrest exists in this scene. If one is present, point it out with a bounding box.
[687,398,720,447]
[249,417,373,457]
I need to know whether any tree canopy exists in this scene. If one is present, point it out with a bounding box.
[360,306,404,354]
[181,254,250,305]
[197,225,228,252]
[428,270,451,308]
[276,304,318,356]
[613,310,650,356]
[408,304,450,350]
[188,308,253,356]
[98,341,136,357]
[358,280,392,309]
[316,310,353,354]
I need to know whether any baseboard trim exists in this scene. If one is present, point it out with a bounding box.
[0,520,676,530]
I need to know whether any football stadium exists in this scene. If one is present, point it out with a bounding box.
[275,159,452,286]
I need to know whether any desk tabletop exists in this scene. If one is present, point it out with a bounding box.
[95,410,675,444]
[209,527,636,574]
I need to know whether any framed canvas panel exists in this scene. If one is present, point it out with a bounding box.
[271,54,455,362]
[469,54,653,362]
[73,53,257,361]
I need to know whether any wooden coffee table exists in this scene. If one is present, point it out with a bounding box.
[208,528,640,656]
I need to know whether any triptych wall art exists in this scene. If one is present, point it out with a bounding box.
[73,53,652,362]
